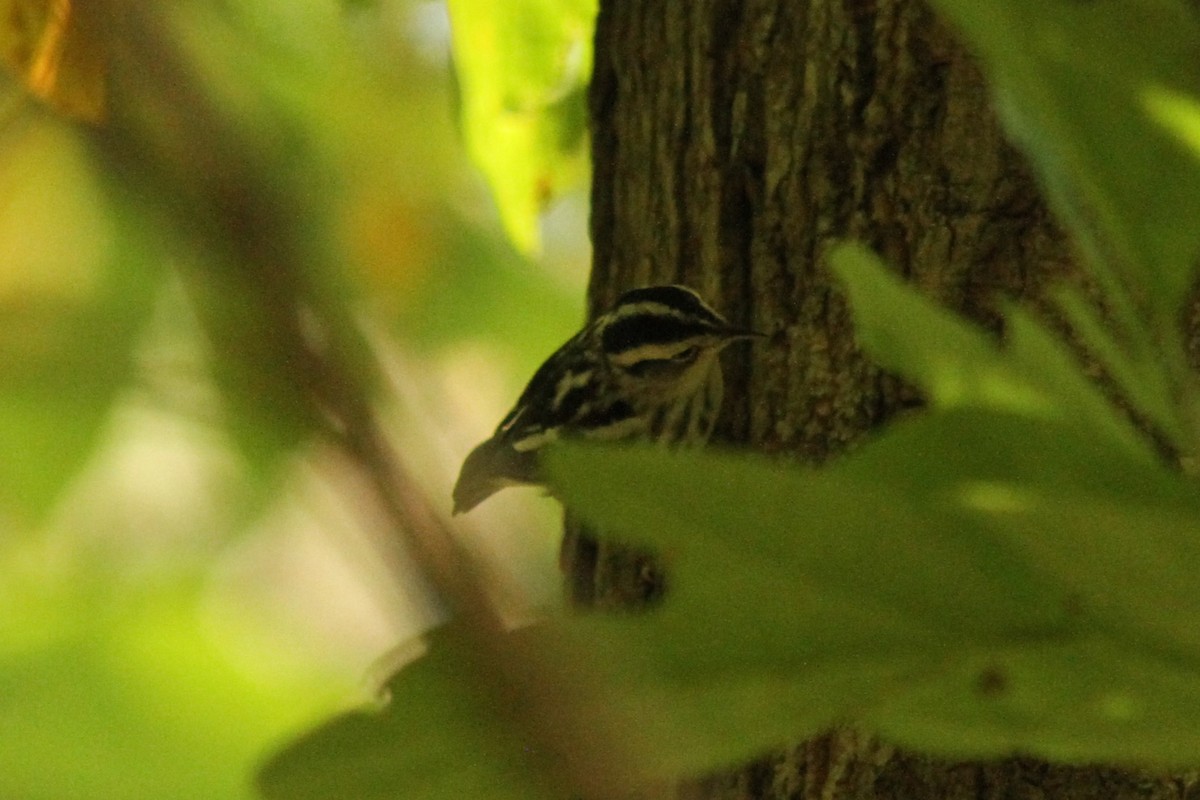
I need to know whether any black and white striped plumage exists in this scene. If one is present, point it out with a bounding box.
[452,285,759,514]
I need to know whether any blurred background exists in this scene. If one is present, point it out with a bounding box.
[0,0,594,797]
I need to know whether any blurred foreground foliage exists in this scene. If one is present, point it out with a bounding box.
[0,0,583,798]
[260,1,1200,799]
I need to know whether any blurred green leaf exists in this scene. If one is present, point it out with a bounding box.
[0,572,345,800]
[1000,301,1169,455]
[931,0,1200,325]
[836,412,1200,661]
[832,243,1038,410]
[984,491,1200,665]
[872,636,1200,766]
[0,109,159,523]
[548,614,936,778]
[549,413,1100,651]
[446,0,595,252]
[1052,284,1184,443]
[542,409,1200,769]
[831,242,1154,460]
[259,631,560,800]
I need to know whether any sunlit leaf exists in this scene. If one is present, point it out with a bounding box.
[446,0,595,252]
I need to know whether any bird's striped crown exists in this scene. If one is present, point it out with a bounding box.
[596,285,745,369]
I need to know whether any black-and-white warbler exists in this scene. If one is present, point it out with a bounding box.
[453,285,761,514]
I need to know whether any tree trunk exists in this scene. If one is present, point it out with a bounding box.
[568,0,1196,798]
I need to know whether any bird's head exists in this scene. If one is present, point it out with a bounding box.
[594,285,761,403]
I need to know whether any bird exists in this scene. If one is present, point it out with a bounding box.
[452,284,761,514]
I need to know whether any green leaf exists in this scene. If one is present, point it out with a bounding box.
[929,0,1200,325]
[984,492,1200,666]
[446,0,596,252]
[548,613,937,777]
[838,413,1200,661]
[872,637,1200,766]
[1053,284,1184,443]
[550,412,1146,649]
[831,242,1154,460]
[832,243,1024,411]
[1000,302,1158,460]
[0,110,159,523]
[259,631,560,800]
[544,409,1200,769]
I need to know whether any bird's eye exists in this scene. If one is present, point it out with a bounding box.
[671,346,699,362]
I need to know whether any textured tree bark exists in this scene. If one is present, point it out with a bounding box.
[567,0,1198,798]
